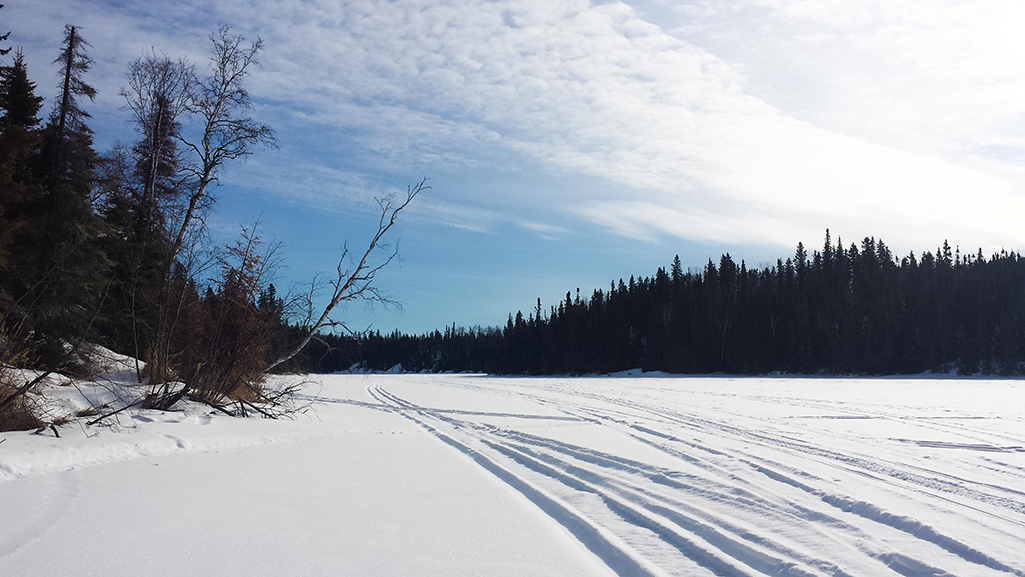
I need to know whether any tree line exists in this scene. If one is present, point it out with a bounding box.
[300,232,1025,376]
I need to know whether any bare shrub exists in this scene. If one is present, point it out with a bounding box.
[0,380,43,431]
[0,330,43,431]
[142,223,274,412]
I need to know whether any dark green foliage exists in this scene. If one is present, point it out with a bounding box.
[0,31,107,369]
[0,51,45,279]
[302,233,1025,377]
[0,50,43,128]
[0,25,107,368]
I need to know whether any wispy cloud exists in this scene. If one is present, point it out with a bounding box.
[9,0,1025,254]
[233,0,1025,251]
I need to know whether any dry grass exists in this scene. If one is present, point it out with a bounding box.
[0,327,45,432]
[0,378,44,432]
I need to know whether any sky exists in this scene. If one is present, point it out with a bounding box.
[5,0,1025,334]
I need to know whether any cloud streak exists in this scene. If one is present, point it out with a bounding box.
[231,0,1025,251]
[9,0,1025,253]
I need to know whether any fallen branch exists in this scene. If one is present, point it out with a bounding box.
[87,398,143,426]
[206,402,236,416]
[238,397,275,418]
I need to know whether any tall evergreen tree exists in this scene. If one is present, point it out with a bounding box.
[4,25,105,367]
[0,49,45,311]
[0,49,42,127]
[43,25,96,192]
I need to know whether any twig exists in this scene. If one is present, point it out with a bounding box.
[87,398,143,426]
[239,397,275,418]
[206,402,235,416]
[0,370,55,413]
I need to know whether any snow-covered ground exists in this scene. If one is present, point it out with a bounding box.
[2,373,1024,576]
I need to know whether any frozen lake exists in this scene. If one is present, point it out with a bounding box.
[3,374,1024,576]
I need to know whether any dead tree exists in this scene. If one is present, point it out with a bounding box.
[265,178,428,372]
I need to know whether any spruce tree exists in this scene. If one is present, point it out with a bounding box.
[43,25,96,191]
[0,50,45,310]
[0,50,43,127]
[7,25,105,367]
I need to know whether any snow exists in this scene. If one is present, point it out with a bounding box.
[3,373,1025,576]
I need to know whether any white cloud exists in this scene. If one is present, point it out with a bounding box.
[238,0,1025,251]
[9,0,1025,253]
[664,0,1025,166]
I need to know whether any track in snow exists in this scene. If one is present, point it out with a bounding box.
[337,375,1025,577]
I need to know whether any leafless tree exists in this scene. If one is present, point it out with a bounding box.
[114,27,274,386]
[173,25,275,264]
[120,51,193,222]
[266,179,428,372]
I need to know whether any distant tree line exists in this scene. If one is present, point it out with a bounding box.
[299,232,1025,376]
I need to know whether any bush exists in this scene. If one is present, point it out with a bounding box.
[141,225,273,411]
[0,372,43,432]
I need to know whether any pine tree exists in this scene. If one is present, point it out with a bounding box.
[0,50,44,282]
[42,25,97,192]
[0,50,43,128]
[5,25,106,367]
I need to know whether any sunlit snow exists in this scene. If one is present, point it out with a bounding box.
[2,373,1024,576]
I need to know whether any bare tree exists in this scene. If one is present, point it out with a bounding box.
[114,54,194,384]
[121,51,193,223]
[173,25,275,264]
[112,27,274,386]
[266,179,428,372]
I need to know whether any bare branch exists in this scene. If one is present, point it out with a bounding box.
[266,178,428,371]
[170,26,275,264]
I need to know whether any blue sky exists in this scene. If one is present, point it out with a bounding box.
[5,0,1025,334]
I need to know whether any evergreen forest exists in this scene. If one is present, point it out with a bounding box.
[296,234,1025,377]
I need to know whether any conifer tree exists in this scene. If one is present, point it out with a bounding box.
[0,50,44,284]
[43,25,96,192]
[670,254,683,285]
[6,25,105,367]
